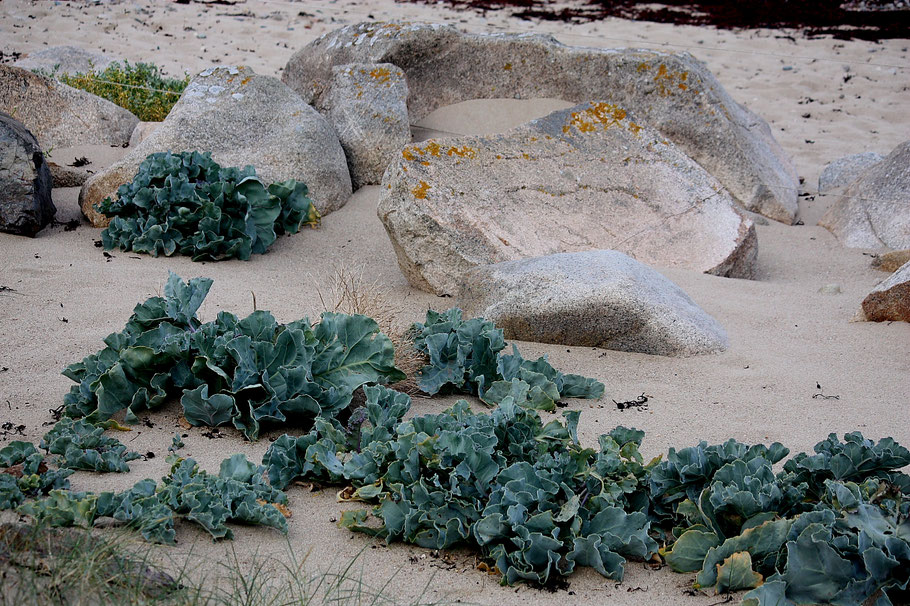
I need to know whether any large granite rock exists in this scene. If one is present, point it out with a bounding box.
[325,63,410,188]
[79,65,352,226]
[859,260,910,322]
[818,151,883,193]
[284,22,798,223]
[0,64,138,149]
[0,113,55,236]
[378,101,757,295]
[819,141,910,250]
[13,46,115,76]
[457,250,728,356]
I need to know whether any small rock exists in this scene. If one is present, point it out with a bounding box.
[0,64,138,149]
[818,283,842,295]
[871,249,910,273]
[819,141,910,249]
[817,151,884,193]
[325,63,410,188]
[13,46,115,76]
[859,260,910,322]
[457,250,729,356]
[0,112,56,236]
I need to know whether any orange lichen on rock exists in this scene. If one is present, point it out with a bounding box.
[653,64,690,97]
[503,62,513,70]
[412,180,431,199]
[446,145,476,159]
[562,102,630,134]
[368,66,392,84]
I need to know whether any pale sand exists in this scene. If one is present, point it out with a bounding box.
[1,1,909,604]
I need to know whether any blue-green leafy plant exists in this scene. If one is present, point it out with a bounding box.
[40,417,140,473]
[98,151,319,261]
[263,385,656,587]
[412,308,605,409]
[18,453,288,544]
[656,433,910,604]
[1,441,73,510]
[62,272,405,440]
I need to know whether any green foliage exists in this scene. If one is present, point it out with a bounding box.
[52,61,188,121]
[654,434,910,605]
[0,441,72,510]
[18,454,288,544]
[98,151,320,261]
[264,385,656,586]
[62,272,405,440]
[40,417,140,473]
[413,308,605,409]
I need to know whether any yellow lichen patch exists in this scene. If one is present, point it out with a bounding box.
[637,62,650,72]
[562,102,629,134]
[402,148,416,161]
[446,145,476,159]
[369,66,392,83]
[421,161,430,166]
[503,62,513,70]
[678,83,687,91]
[241,77,252,86]
[628,122,643,135]
[412,181,431,199]
[521,152,531,160]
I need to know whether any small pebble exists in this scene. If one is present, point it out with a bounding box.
[818,284,842,295]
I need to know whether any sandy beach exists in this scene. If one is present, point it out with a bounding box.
[1,1,908,604]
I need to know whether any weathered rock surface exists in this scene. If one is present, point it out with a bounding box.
[0,112,55,236]
[128,121,158,147]
[860,260,910,322]
[457,250,729,356]
[325,63,410,188]
[872,249,910,273]
[818,151,883,193]
[819,141,910,250]
[0,64,138,149]
[378,101,756,295]
[79,65,352,226]
[285,21,798,223]
[13,46,115,76]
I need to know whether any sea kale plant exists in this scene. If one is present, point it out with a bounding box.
[412,308,605,408]
[18,452,289,544]
[655,433,910,605]
[98,151,319,261]
[263,385,656,586]
[62,272,404,440]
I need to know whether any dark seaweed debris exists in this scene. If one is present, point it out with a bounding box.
[401,0,910,40]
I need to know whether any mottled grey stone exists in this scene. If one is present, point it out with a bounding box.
[325,63,410,188]
[13,46,115,76]
[860,260,910,322]
[819,141,910,250]
[818,151,884,193]
[457,250,728,356]
[284,22,798,223]
[128,121,158,147]
[0,64,138,149]
[378,101,756,295]
[80,65,352,226]
[0,112,55,236]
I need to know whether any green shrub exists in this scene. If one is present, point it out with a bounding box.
[98,151,320,262]
[54,61,188,121]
